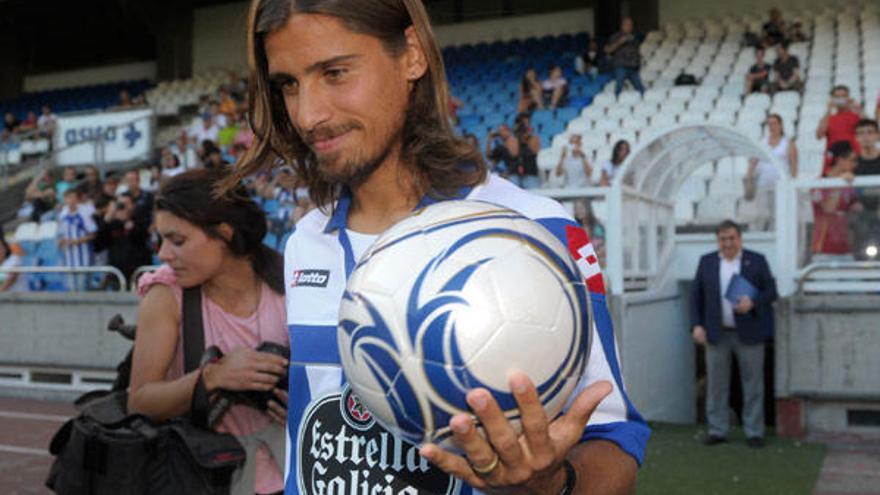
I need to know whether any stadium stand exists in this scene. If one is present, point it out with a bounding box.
[0,79,152,120]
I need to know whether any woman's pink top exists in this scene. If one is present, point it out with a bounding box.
[138,265,286,494]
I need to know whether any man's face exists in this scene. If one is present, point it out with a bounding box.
[717,227,742,260]
[265,14,416,186]
[832,88,850,108]
[125,171,140,191]
[856,125,879,152]
[756,50,765,62]
[837,152,858,173]
[622,18,633,34]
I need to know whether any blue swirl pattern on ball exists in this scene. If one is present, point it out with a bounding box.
[340,218,590,445]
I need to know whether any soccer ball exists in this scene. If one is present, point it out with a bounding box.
[337,200,591,448]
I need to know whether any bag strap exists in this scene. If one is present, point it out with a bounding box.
[183,286,212,427]
[182,286,205,374]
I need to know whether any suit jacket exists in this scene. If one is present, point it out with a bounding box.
[690,249,778,345]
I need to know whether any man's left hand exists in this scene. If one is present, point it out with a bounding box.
[419,374,612,494]
[735,296,754,314]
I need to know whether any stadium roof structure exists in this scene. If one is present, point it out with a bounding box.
[618,124,784,200]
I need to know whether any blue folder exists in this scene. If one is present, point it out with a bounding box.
[725,274,758,304]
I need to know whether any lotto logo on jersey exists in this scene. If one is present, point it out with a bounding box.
[291,269,330,288]
[564,225,606,294]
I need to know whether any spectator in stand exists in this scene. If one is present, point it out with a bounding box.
[169,131,193,168]
[37,105,58,138]
[0,236,28,292]
[574,198,605,241]
[18,111,38,134]
[518,68,543,113]
[95,192,153,289]
[542,65,569,110]
[142,164,162,194]
[787,21,808,42]
[462,133,480,157]
[81,165,103,202]
[853,119,880,254]
[745,47,772,95]
[100,174,120,204]
[58,187,98,291]
[816,85,866,174]
[448,94,464,126]
[122,169,154,227]
[485,123,519,176]
[23,169,57,221]
[227,71,248,101]
[512,114,541,189]
[600,140,631,186]
[55,166,79,204]
[262,167,298,248]
[811,141,862,261]
[218,87,238,117]
[575,39,601,79]
[217,117,239,148]
[3,112,19,135]
[204,146,230,169]
[771,42,802,93]
[555,134,592,187]
[856,119,880,176]
[118,90,134,108]
[209,100,229,128]
[191,113,222,146]
[234,115,255,151]
[606,17,645,96]
[161,148,186,179]
[762,8,787,47]
[743,114,798,230]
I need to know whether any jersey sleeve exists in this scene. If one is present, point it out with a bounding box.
[535,216,650,466]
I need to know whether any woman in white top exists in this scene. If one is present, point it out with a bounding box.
[555,134,593,187]
[748,113,798,185]
[744,113,799,230]
[599,140,631,186]
[0,237,28,292]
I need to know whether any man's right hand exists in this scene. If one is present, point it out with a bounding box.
[692,325,707,346]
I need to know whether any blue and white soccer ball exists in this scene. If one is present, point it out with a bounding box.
[337,200,591,448]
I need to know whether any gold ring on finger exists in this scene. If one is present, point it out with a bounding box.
[470,453,500,476]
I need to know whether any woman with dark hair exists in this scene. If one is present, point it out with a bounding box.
[600,139,631,186]
[128,168,287,495]
[0,236,28,292]
[517,67,544,114]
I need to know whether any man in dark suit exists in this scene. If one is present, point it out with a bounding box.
[691,220,778,447]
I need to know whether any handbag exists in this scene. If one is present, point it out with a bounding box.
[45,287,246,495]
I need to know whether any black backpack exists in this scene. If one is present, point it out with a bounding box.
[45,287,246,495]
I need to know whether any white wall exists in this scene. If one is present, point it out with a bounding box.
[192,2,250,74]
[189,3,592,74]
[659,0,837,25]
[23,61,156,93]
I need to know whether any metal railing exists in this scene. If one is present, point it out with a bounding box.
[796,261,880,294]
[0,265,127,291]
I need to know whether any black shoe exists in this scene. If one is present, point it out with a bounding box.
[702,434,727,446]
[747,437,765,448]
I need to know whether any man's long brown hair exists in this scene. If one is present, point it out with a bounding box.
[226,0,486,207]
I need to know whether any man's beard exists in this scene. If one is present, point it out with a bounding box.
[313,126,401,189]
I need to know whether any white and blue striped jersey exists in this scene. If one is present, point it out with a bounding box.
[58,205,97,268]
[283,174,649,495]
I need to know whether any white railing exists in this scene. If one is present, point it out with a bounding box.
[0,265,127,291]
